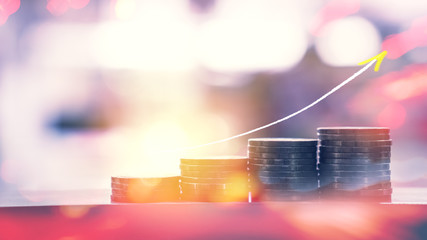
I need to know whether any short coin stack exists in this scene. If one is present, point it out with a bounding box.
[248,138,319,201]
[111,176,180,203]
[317,127,392,202]
[180,157,249,202]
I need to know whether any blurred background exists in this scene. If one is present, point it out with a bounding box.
[0,0,426,203]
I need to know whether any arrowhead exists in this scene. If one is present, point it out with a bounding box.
[358,51,388,72]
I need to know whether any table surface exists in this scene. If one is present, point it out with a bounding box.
[0,187,426,207]
[0,187,427,240]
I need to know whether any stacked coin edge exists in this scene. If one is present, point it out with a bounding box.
[248,138,319,201]
[317,127,392,202]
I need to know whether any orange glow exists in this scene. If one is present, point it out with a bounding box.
[220,172,249,202]
[107,121,188,177]
[58,237,80,240]
[139,120,188,176]
[0,0,20,25]
[127,181,156,202]
[59,205,92,219]
[382,15,427,59]
[377,103,406,129]
[46,0,90,16]
[115,177,180,203]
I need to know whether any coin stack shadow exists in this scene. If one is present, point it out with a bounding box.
[180,157,249,202]
[248,138,319,201]
[110,176,181,203]
[317,127,392,202]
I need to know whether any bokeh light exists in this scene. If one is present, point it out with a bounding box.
[197,0,308,72]
[310,0,360,36]
[383,70,427,100]
[382,15,427,59]
[198,18,307,72]
[113,0,136,21]
[46,0,90,16]
[362,0,427,23]
[59,205,92,219]
[377,103,406,129]
[94,21,197,71]
[0,0,20,25]
[0,0,427,206]
[315,16,381,66]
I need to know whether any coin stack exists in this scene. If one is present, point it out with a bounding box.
[317,127,392,202]
[111,176,181,203]
[248,138,319,201]
[180,157,249,202]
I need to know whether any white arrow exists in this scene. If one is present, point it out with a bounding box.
[177,51,387,151]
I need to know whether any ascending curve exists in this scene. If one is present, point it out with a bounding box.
[178,52,385,152]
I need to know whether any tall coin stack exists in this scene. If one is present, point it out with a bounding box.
[317,127,392,202]
[111,176,181,203]
[248,138,319,201]
[180,157,249,202]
